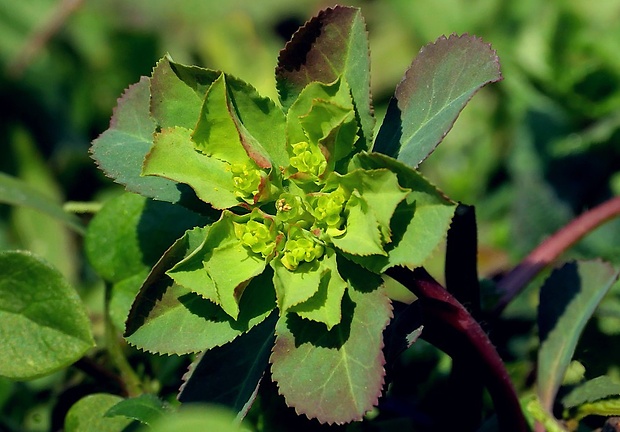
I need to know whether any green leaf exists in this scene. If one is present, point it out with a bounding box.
[328,169,409,256]
[90,77,200,207]
[125,230,275,355]
[270,284,392,424]
[563,376,620,409]
[276,6,374,149]
[374,34,502,167]
[147,405,247,432]
[192,73,253,164]
[272,259,322,313]
[0,251,94,380]
[142,126,240,209]
[168,213,267,320]
[335,192,384,256]
[109,271,149,331]
[85,192,207,283]
[150,56,212,130]
[168,58,288,169]
[65,394,134,432]
[537,260,620,411]
[286,78,359,169]
[289,248,347,330]
[0,172,84,235]
[178,311,277,419]
[346,152,456,271]
[572,398,620,422]
[105,394,167,425]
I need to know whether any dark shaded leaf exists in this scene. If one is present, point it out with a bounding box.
[538,260,620,411]
[178,311,277,420]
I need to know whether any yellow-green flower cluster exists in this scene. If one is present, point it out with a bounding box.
[311,186,347,232]
[289,141,327,177]
[231,162,262,200]
[281,227,325,271]
[234,219,276,258]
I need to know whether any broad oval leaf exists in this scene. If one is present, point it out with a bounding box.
[65,394,133,432]
[147,405,247,432]
[0,251,94,380]
[270,285,392,424]
[276,5,374,149]
[85,192,208,283]
[537,260,620,411]
[105,394,167,426]
[374,34,502,168]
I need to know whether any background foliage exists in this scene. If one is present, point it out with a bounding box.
[1,0,620,430]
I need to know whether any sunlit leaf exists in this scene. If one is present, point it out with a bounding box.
[142,126,239,209]
[346,152,456,271]
[125,230,275,355]
[90,77,201,207]
[289,249,347,330]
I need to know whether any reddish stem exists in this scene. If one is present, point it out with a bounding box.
[387,266,529,432]
[494,196,620,315]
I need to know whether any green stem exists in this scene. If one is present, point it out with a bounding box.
[104,283,142,397]
[63,201,103,214]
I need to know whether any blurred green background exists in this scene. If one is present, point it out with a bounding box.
[1,0,620,430]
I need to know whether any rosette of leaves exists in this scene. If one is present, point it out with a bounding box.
[90,5,501,425]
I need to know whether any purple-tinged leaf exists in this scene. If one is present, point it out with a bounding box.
[270,286,392,424]
[178,311,277,420]
[537,260,619,412]
[276,6,374,149]
[374,34,502,168]
[90,77,201,207]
